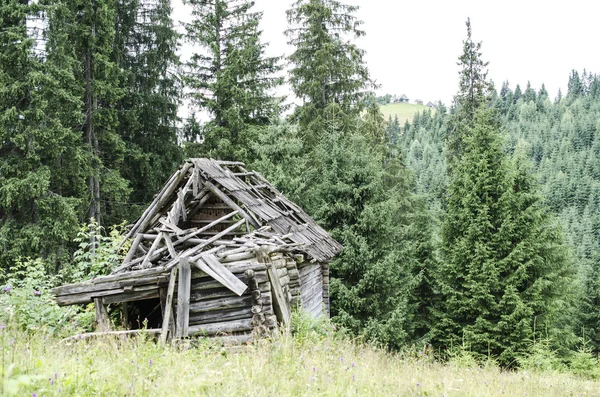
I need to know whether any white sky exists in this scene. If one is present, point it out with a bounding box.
[173,0,600,107]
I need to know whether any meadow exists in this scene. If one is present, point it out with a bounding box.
[379,102,431,124]
[3,319,600,397]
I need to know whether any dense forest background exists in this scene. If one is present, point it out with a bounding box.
[1,0,599,367]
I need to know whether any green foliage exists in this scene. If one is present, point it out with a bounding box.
[286,0,373,130]
[447,18,492,172]
[114,0,183,212]
[0,258,94,336]
[183,0,283,162]
[254,104,436,349]
[0,0,85,270]
[66,219,126,282]
[433,107,573,366]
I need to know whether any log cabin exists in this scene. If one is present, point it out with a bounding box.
[52,159,342,343]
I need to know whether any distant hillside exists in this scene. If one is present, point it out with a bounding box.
[379,102,430,124]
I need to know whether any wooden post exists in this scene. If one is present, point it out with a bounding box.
[258,249,291,329]
[121,302,129,329]
[160,266,178,345]
[94,297,110,332]
[175,257,191,338]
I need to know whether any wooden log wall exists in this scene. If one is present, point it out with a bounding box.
[322,262,330,317]
[184,256,277,337]
[298,262,325,318]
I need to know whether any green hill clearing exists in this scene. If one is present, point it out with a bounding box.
[379,102,431,124]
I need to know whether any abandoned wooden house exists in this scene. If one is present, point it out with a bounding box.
[52,159,342,343]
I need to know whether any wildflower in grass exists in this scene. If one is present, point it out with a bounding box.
[33,290,41,296]
[0,324,6,329]
[3,286,11,292]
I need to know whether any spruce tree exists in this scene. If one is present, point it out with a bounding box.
[446,18,491,172]
[285,0,373,131]
[184,0,283,161]
[113,0,183,213]
[434,108,572,365]
[0,0,85,269]
[63,0,129,226]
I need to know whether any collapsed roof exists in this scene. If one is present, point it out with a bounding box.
[113,158,342,277]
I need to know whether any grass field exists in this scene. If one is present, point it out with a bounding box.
[3,322,600,397]
[379,102,431,125]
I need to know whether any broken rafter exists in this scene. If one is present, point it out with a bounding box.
[141,232,164,268]
[202,180,261,229]
[119,162,193,249]
[112,211,241,273]
[165,219,246,270]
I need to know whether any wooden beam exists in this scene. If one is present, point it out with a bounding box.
[141,232,164,268]
[201,254,247,296]
[164,219,245,270]
[61,328,162,342]
[122,233,143,265]
[160,266,178,345]
[193,254,247,297]
[113,212,240,273]
[176,258,191,338]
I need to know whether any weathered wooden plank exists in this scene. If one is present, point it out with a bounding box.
[189,307,253,325]
[160,266,178,345]
[176,258,191,338]
[163,233,177,259]
[158,218,184,235]
[219,251,257,263]
[201,254,247,296]
[88,266,169,285]
[61,328,163,342]
[102,288,160,305]
[141,232,164,268]
[222,260,266,274]
[298,263,321,280]
[55,283,162,306]
[115,210,239,273]
[94,298,110,332]
[55,275,166,297]
[159,287,175,338]
[188,318,253,336]
[189,295,253,313]
[119,162,193,250]
[163,218,245,270]
[266,263,291,327]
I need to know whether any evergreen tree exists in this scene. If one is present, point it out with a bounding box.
[0,0,85,269]
[523,81,537,102]
[285,0,373,131]
[113,0,183,214]
[63,0,129,226]
[434,107,572,366]
[446,18,490,172]
[184,0,283,161]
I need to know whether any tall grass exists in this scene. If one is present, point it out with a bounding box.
[2,316,600,397]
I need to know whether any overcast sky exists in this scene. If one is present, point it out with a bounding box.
[173,0,600,106]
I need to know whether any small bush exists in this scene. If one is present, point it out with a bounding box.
[0,258,93,336]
